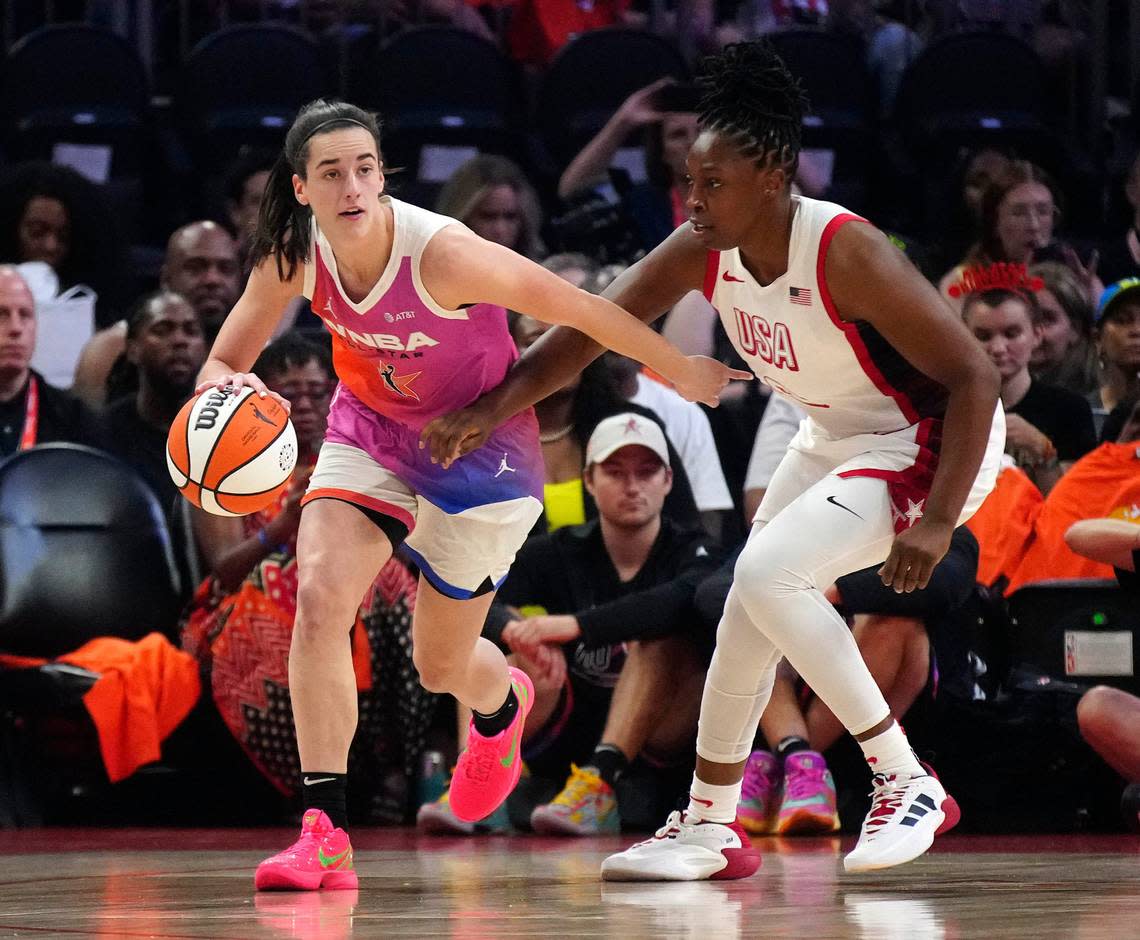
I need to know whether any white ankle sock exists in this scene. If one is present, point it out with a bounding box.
[858,723,924,777]
[687,776,742,824]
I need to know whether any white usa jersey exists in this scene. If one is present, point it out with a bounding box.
[703,196,947,440]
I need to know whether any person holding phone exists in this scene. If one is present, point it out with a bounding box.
[558,79,702,253]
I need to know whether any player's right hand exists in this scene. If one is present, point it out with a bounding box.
[419,403,496,468]
[195,371,291,414]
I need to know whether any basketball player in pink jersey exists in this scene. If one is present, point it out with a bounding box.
[193,99,747,891]
[422,42,1006,878]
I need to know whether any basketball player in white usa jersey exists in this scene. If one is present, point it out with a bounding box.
[422,41,1005,878]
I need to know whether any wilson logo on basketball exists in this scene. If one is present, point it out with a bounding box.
[167,386,298,517]
[193,387,236,431]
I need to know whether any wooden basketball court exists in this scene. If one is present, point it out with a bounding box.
[0,829,1136,937]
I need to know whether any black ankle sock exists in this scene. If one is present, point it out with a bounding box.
[775,736,811,764]
[589,744,629,787]
[300,772,348,829]
[473,686,519,738]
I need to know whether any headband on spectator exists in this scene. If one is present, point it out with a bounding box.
[948,262,1044,299]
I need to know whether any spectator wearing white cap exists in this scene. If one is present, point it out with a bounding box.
[417,412,722,836]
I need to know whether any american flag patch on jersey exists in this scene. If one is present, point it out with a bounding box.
[789,286,813,305]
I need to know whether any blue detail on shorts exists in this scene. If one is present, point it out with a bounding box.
[401,544,476,600]
[401,544,512,601]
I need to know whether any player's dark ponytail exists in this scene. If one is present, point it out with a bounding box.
[250,99,383,281]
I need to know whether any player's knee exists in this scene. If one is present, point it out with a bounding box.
[732,539,807,614]
[412,647,464,694]
[294,576,356,639]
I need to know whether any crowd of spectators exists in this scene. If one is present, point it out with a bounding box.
[0,2,1138,835]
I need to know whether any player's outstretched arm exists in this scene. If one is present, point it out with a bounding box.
[419,226,724,465]
[196,256,302,408]
[826,222,1002,594]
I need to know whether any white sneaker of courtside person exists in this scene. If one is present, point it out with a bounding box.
[843,771,957,873]
[600,810,761,881]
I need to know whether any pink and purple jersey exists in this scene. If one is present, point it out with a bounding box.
[304,197,522,431]
[301,197,543,510]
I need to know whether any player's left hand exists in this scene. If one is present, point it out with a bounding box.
[419,401,496,468]
[671,356,753,407]
[878,518,954,593]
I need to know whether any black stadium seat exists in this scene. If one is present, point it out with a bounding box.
[0,25,151,178]
[360,26,525,198]
[0,444,181,659]
[895,30,1049,157]
[177,24,331,174]
[766,29,873,134]
[536,28,688,166]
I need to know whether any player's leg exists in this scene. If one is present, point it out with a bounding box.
[601,447,825,881]
[806,614,930,752]
[403,491,543,824]
[256,498,397,891]
[724,473,956,871]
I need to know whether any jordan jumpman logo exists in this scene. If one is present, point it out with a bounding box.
[494,453,516,477]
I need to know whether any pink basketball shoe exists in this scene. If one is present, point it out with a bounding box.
[449,667,534,823]
[254,809,358,891]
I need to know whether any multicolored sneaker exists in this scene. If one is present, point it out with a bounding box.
[449,667,534,823]
[531,764,621,835]
[738,750,781,835]
[416,774,512,835]
[775,751,840,835]
[843,771,956,873]
[600,810,761,881]
[254,809,358,891]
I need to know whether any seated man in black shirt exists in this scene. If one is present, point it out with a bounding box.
[418,413,721,834]
[0,265,103,457]
[103,290,206,590]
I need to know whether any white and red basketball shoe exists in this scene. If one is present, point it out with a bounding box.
[600,810,761,881]
[843,769,958,873]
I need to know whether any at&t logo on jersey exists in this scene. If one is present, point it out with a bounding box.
[734,307,799,370]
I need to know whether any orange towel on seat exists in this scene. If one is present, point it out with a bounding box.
[56,633,200,783]
[965,462,1044,588]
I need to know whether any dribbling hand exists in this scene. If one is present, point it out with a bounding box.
[195,371,292,414]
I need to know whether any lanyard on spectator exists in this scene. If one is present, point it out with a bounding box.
[19,376,38,451]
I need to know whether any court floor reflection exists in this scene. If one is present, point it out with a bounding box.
[0,830,1135,938]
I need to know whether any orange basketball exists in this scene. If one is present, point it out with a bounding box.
[167,385,298,517]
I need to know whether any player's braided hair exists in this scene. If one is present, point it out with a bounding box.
[696,41,810,176]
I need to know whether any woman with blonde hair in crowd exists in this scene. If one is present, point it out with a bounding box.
[436,154,545,259]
